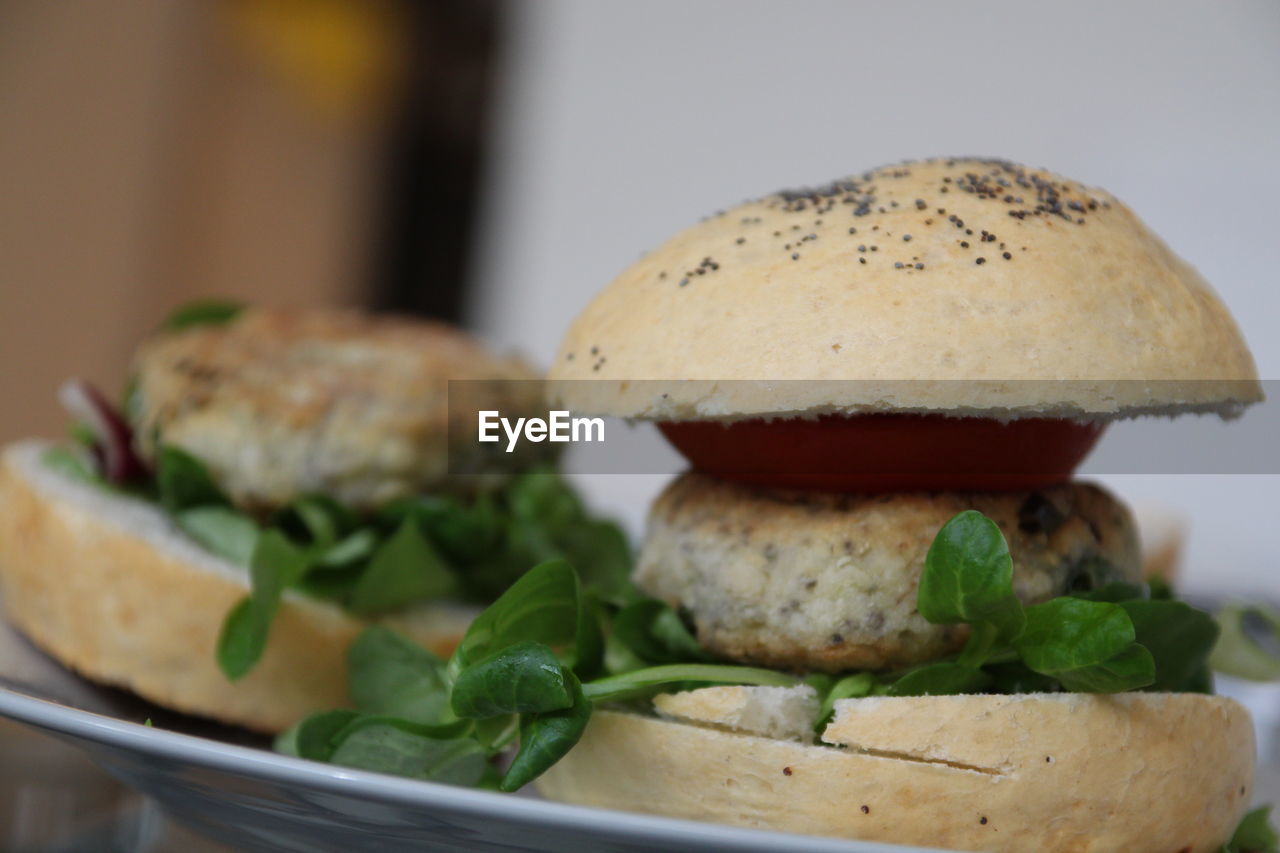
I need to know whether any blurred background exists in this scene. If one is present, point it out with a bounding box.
[0,1,1278,847]
[6,0,1276,591]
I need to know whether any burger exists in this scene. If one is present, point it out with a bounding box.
[172,161,1266,852]
[525,158,1264,851]
[0,305,628,732]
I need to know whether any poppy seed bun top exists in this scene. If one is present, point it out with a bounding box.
[549,158,1260,421]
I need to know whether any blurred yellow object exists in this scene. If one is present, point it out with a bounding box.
[225,0,404,121]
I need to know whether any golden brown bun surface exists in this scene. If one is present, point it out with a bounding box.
[549,158,1260,420]
[0,441,476,733]
[132,306,543,512]
[537,689,1255,853]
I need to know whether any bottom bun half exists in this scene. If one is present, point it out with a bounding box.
[535,690,1255,853]
[0,441,476,733]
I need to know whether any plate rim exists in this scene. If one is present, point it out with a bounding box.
[0,682,931,853]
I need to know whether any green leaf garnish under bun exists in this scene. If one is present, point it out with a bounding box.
[1225,807,1279,853]
[161,299,245,332]
[918,510,1025,642]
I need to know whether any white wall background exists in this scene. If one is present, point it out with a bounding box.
[470,0,1280,596]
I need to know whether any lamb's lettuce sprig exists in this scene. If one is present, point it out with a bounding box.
[277,560,796,791]
[45,435,631,682]
[804,511,1220,717]
[1225,807,1279,853]
[175,451,634,681]
[871,510,1220,698]
[1211,604,1280,683]
[160,299,244,332]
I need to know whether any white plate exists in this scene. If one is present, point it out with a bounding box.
[0,616,930,853]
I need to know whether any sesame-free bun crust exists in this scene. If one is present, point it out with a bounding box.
[550,158,1260,420]
[536,689,1255,853]
[0,441,476,733]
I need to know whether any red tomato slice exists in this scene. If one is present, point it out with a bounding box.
[658,414,1105,493]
